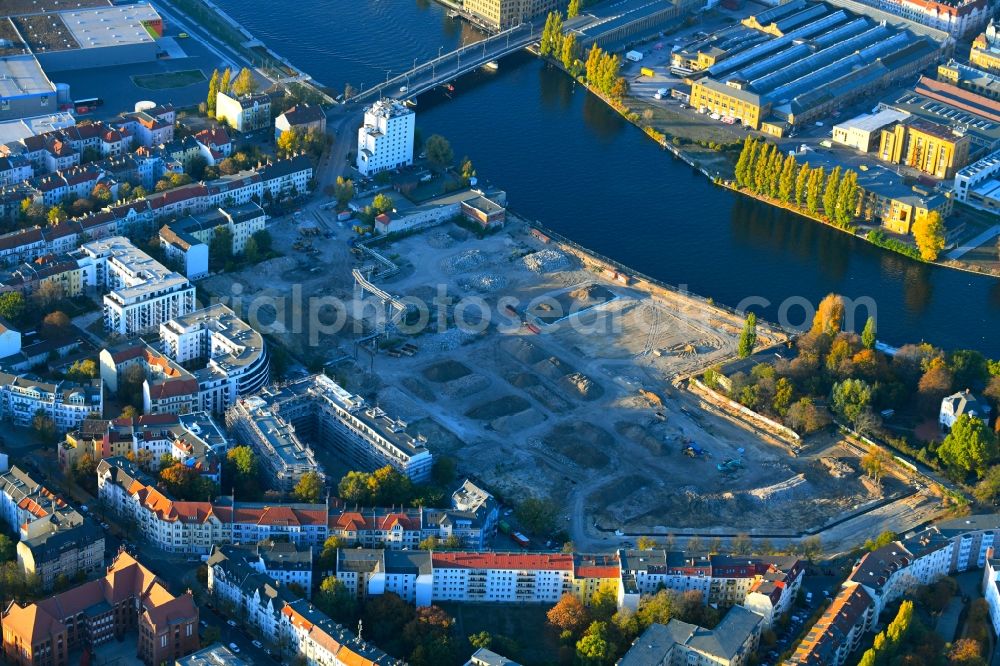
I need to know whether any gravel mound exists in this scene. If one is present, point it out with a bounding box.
[521,249,570,273]
[442,249,489,275]
[460,272,508,292]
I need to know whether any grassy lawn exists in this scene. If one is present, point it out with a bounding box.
[131,69,206,90]
[441,602,562,665]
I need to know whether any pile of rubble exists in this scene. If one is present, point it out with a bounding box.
[521,249,570,273]
[460,272,508,292]
[442,249,489,274]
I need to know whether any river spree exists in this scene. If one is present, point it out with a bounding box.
[216,0,999,355]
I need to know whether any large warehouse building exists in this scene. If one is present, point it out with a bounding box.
[684,0,946,134]
[0,55,58,122]
[29,4,164,72]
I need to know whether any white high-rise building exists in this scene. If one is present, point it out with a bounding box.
[356,99,415,176]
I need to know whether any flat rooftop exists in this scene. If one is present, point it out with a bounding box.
[162,303,266,375]
[79,236,191,305]
[60,4,160,49]
[1,0,111,18]
[835,108,909,133]
[10,14,78,52]
[0,111,73,145]
[0,55,55,98]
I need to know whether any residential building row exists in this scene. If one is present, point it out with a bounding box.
[100,303,270,415]
[96,456,496,553]
[971,18,1000,71]
[0,155,311,253]
[856,0,988,37]
[206,545,402,666]
[159,202,267,279]
[225,374,432,489]
[0,466,104,590]
[791,513,1000,664]
[332,547,801,621]
[1,552,199,666]
[61,411,228,481]
[0,371,102,432]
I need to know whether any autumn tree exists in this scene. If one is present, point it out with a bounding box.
[66,359,98,382]
[861,316,876,350]
[294,471,324,503]
[547,593,590,634]
[913,211,946,261]
[786,397,830,433]
[333,176,355,205]
[32,409,55,442]
[540,11,564,57]
[778,153,797,203]
[206,68,220,116]
[0,292,25,325]
[861,446,888,484]
[734,137,757,188]
[918,356,954,410]
[40,311,70,339]
[567,0,581,17]
[231,67,258,96]
[372,193,394,215]
[794,161,810,208]
[219,67,232,95]
[822,166,841,219]
[806,166,825,215]
[561,32,579,73]
[812,293,845,337]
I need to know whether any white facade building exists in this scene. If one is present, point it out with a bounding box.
[356,99,415,176]
[0,372,102,431]
[77,236,195,336]
[954,148,1000,208]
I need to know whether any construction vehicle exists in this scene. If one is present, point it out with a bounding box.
[682,443,705,457]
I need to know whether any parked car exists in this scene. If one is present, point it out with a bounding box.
[253,640,263,649]
[229,643,240,653]
[227,620,238,628]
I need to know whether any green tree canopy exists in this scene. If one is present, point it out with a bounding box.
[938,413,998,478]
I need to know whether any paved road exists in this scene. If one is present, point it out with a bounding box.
[945,224,1000,260]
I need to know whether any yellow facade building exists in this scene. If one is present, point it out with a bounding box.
[878,119,971,180]
[463,0,559,29]
[970,21,1000,71]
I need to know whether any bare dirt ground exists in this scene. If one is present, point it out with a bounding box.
[332,217,916,549]
[201,213,936,551]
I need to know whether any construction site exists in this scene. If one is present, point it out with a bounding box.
[204,211,941,549]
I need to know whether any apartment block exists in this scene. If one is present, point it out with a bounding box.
[877,117,971,179]
[0,372,102,432]
[356,99,414,176]
[77,236,195,336]
[61,412,227,481]
[205,544,401,665]
[619,605,762,666]
[463,0,560,29]
[954,147,1000,211]
[96,457,495,554]
[100,304,269,415]
[0,552,198,666]
[791,515,1000,664]
[163,202,267,256]
[216,92,272,133]
[0,466,104,589]
[227,374,432,488]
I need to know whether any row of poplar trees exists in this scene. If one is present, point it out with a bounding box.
[734,137,861,229]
